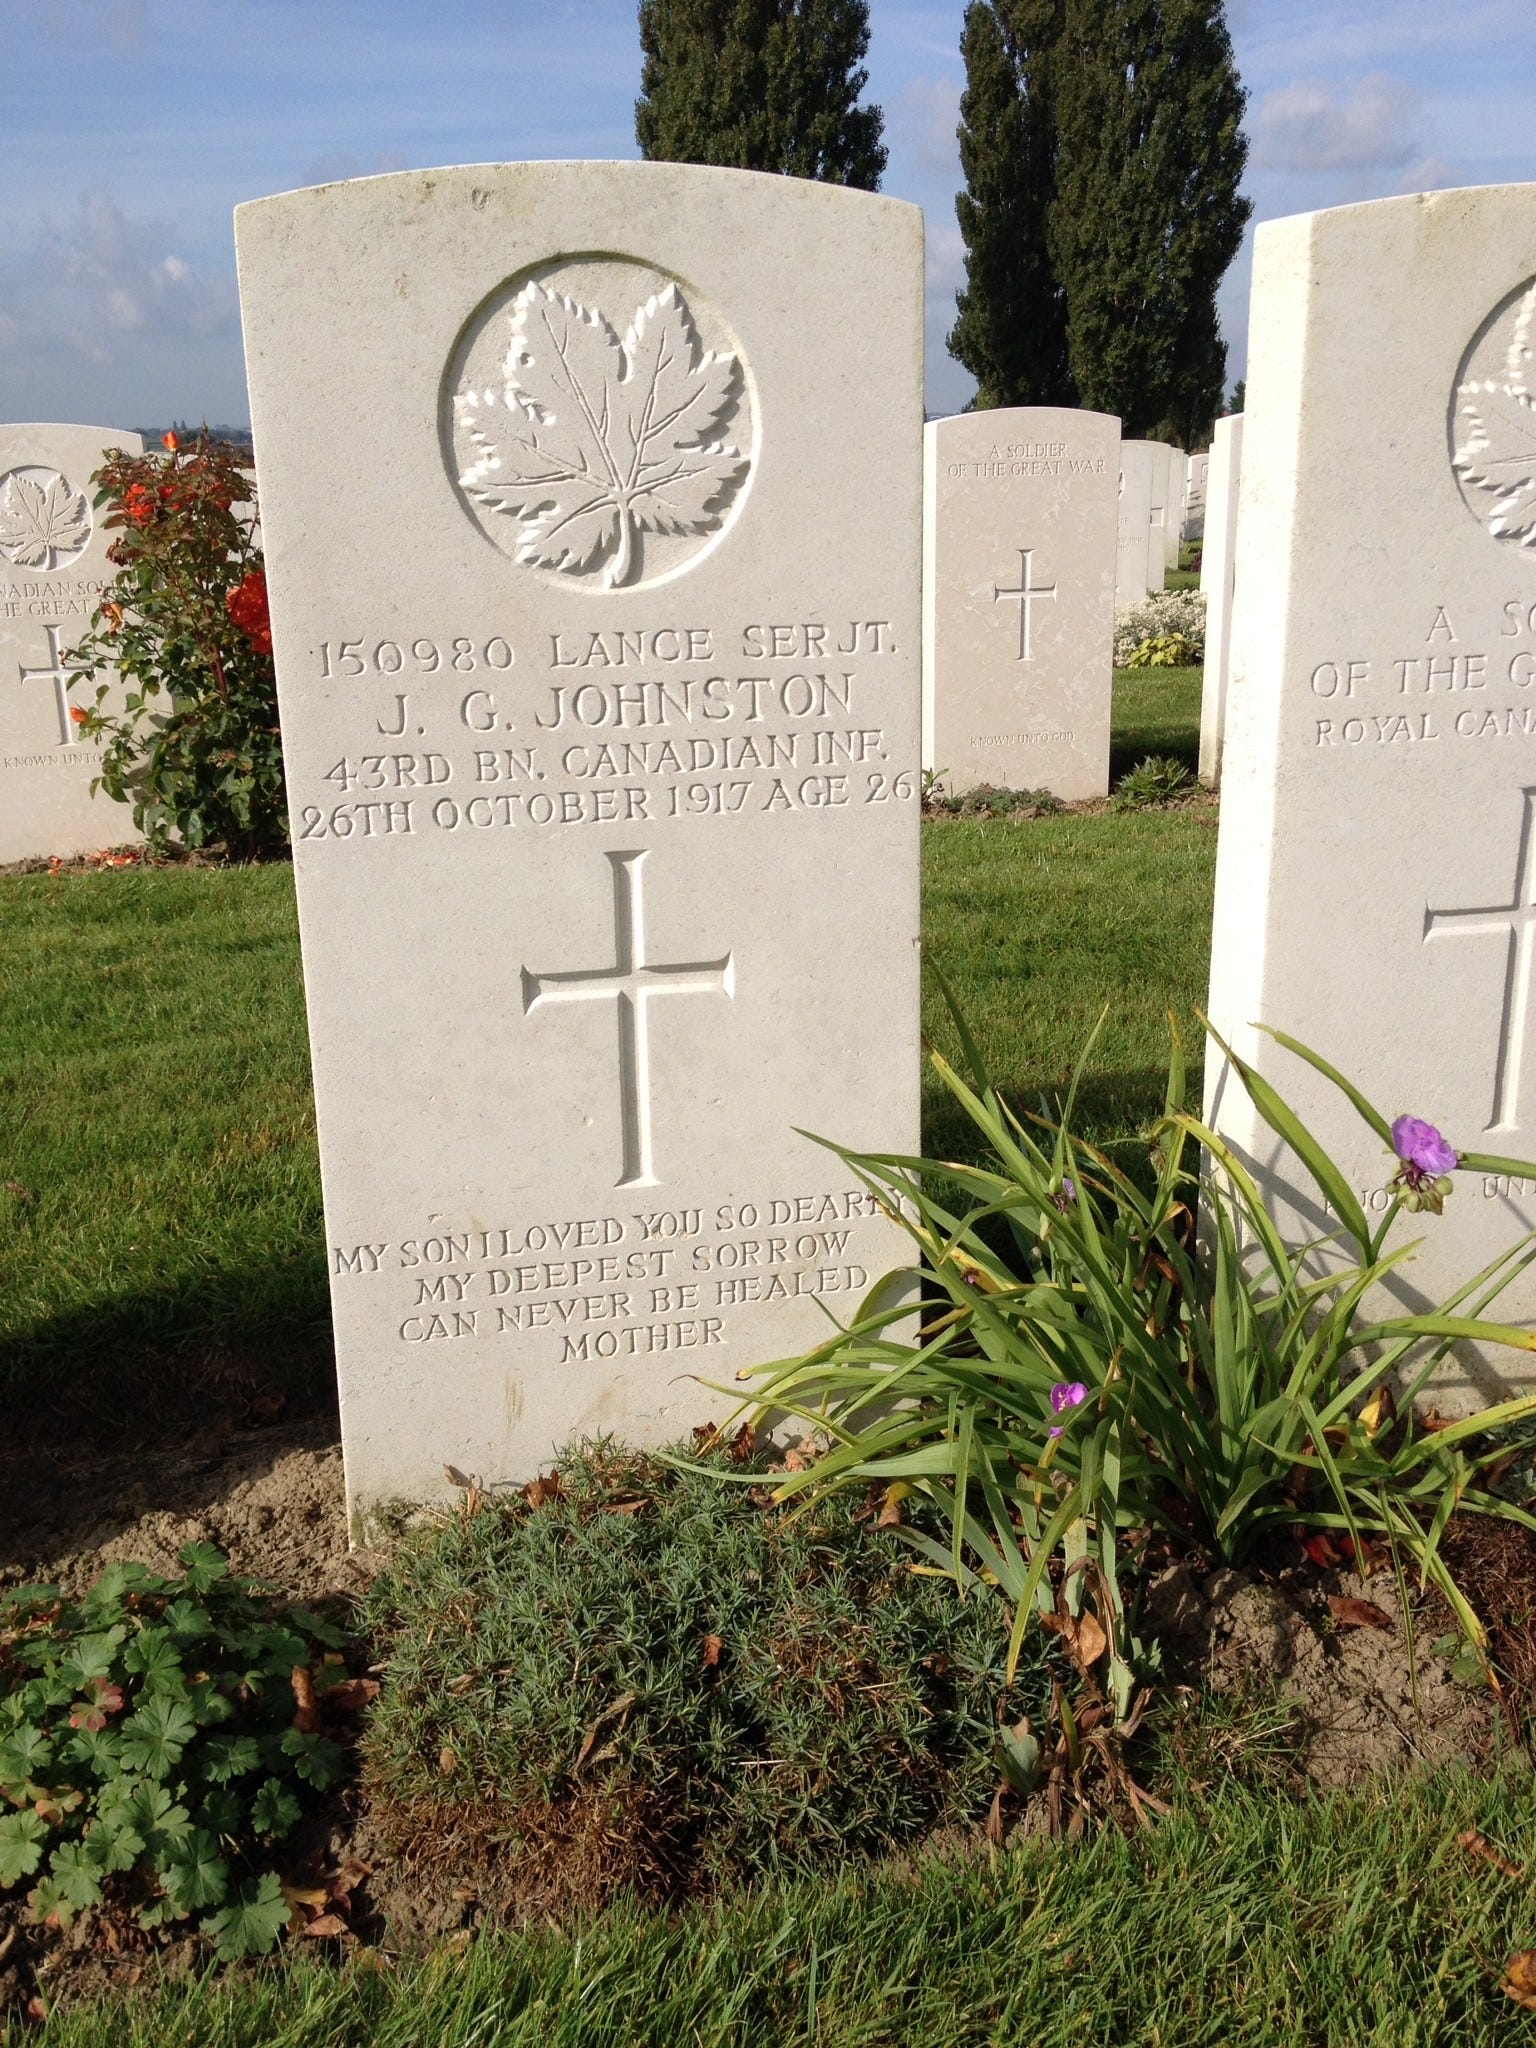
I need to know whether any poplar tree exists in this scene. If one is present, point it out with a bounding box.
[1049,0,1250,443]
[635,0,887,189]
[948,0,1072,409]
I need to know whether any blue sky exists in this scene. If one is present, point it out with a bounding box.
[3,0,1535,428]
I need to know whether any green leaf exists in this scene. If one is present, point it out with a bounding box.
[196,1786,243,1838]
[0,1725,51,1794]
[279,1729,344,1790]
[117,1694,197,1776]
[157,1829,229,1915]
[122,1626,185,1691]
[202,1732,262,1784]
[202,1870,290,1960]
[162,1598,215,1642]
[97,1776,189,1849]
[45,1841,105,1913]
[0,1810,50,1887]
[177,1542,229,1592]
[59,1626,127,1688]
[250,1777,302,1840]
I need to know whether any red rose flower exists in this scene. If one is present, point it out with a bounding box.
[226,569,273,656]
[124,482,157,528]
[162,429,180,452]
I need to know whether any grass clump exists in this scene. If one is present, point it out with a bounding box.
[1113,754,1197,810]
[360,1443,1055,1906]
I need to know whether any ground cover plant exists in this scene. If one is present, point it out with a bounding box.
[0,1545,362,1959]
[361,1442,1058,1910]
[13,1766,1536,2046]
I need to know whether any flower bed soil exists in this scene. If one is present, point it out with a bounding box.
[1,1418,1532,2020]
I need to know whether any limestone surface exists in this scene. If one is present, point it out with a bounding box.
[237,163,924,1526]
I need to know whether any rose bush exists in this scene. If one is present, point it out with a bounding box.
[70,432,286,861]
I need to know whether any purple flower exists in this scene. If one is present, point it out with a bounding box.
[1391,1116,1458,1177]
[1049,1175,1078,1215]
[1047,1380,1088,1437]
[1389,1115,1459,1214]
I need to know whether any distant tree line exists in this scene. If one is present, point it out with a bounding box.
[632,0,1249,445]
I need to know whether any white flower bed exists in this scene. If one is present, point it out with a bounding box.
[1114,588,1207,666]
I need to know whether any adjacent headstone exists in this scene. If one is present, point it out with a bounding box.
[0,423,144,863]
[1185,451,1210,542]
[1197,415,1243,785]
[1207,186,1536,1408]
[1161,446,1186,570]
[1116,442,1158,606]
[923,408,1117,800]
[1125,441,1168,594]
[237,163,924,1531]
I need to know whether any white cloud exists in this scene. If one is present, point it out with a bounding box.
[1251,71,1420,173]
[0,191,243,424]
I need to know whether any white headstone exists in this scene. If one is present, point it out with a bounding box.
[1125,441,1168,594]
[1185,451,1210,542]
[0,423,145,863]
[923,408,1117,800]
[237,163,924,1530]
[1208,187,1536,1409]
[1116,442,1157,606]
[1161,446,1185,571]
[1197,415,1243,785]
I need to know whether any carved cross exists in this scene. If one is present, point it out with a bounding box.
[993,548,1056,661]
[17,625,79,747]
[1425,786,1536,1131]
[521,850,734,1187]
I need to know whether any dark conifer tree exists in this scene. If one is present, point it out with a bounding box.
[635,0,887,189]
[948,0,1072,409]
[1049,0,1250,443]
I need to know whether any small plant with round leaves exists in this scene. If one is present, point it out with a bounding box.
[0,1543,362,1959]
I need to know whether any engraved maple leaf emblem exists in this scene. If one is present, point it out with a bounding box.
[0,471,91,569]
[1454,280,1536,546]
[457,280,748,588]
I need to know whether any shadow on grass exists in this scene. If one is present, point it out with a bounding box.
[921,1063,1185,1176]
[2,1255,335,1450]
[1108,722,1200,783]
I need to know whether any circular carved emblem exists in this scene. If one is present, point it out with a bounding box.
[443,254,756,592]
[0,467,92,570]
[1451,276,1536,549]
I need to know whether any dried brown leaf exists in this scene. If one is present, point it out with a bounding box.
[291,1666,322,1734]
[438,1746,457,1776]
[302,1913,352,1939]
[1459,1828,1525,1879]
[322,1677,380,1715]
[1503,1949,1536,2009]
[1327,1595,1393,1632]
[702,1634,724,1669]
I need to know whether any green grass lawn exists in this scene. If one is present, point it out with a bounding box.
[1110,662,1202,778]
[18,1768,1536,2047]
